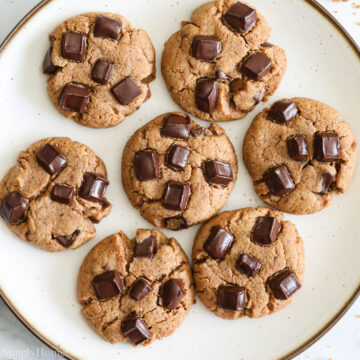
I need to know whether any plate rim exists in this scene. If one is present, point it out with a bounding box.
[0,0,359,359]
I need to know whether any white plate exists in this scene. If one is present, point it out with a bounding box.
[0,0,359,359]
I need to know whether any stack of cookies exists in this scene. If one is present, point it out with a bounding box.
[0,0,357,348]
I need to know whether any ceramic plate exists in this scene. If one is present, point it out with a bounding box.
[0,0,359,359]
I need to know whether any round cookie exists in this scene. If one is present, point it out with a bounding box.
[122,112,238,230]
[243,97,357,214]
[77,229,194,346]
[192,207,304,319]
[0,137,111,252]
[161,0,287,122]
[44,12,155,128]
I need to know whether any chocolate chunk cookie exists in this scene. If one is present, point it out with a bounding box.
[161,0,286,122]
[121,112,238,230]
[77,229,194,345]
[44,12,155,128]
[192,207,304,319]
[243,97,357,214]
[0,137,111,251]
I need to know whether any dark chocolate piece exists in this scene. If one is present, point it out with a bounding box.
[61,32,87,61]
[268,269,301,299]
[241,52,273,81]
[261,42,274,47]
[268,100,298,124]
[320,172,335,195]
[43,47,59,74]
[79,173,109,203]
[167,145,190,170]
[314,132,341,162]
[252,216,281,245]
[195,79,218,113]
[0,192,27,225]
[93,14,122,40]
[191,127,211,137]
[191,35,221,60]
[217,285,247,311]
[130,279,152,301]
[264,165,295,196]
[91,59,114,84]
[161,114,191,140]
[223,2,257,34]
[54,230,80,248]
[161,278,185,310]
[236,253,261,277]
[92,270,124,301]
[36,144,67,176]
[203,225,234,259]
[162,181,190,211]
[134,235,157,259]
[204,160,233,186]
[50,184,75,205]
[121,316,151,345]
[59,84,91,113]
[286,135,308,162]
[215,69,232,81]
[112,77,141,105]
[134,151,160,181]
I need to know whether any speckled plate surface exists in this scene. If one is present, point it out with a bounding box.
[0,0,359,359]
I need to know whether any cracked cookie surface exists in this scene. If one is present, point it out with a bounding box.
[161,0,286,122]
[243,97,357,214]
[121,112,238,230]
[45,12,155,128]
[0,137,111,252]
[77,229,194,345]
[192,207,304,319]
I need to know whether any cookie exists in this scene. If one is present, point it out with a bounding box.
[192,207,304,319]
[0,137,111,252]
[44,12,155,128]
[161,0,286,122]
[77,229,194,345]
[243,97,357,214]
[121,112,238,230]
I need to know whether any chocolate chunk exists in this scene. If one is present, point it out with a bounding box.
[261,42,274,48]
[0,192,27,225]
[161,278,185,310]
[204,225,234,259]
[59,84,91,113]
[111,77,141,105]
[165,216,189,230]
[268,100,298,124]
[54,230,80,248]
[121,316,151,345]
[286,135,308,162]
[217,285,247,311]
[191,127,211,137]
[191,35,221,60]
[268,269,301,299]
[50,184,75,205]
[215,69,232,81]
[134,235,157,259]
[91,59,114,84]
[134,151,160,181]
[320,172,335,195]
[204,160,233,186]
[264,165,295,196]
[43,47,59,74]
[236,253,261,277]
[79,173,109,203]
[195,79,218,113]
[93,14,122,40]
[161,114,191,139]
[167,145,190,170]
[130,279,152,301]
[314,132,341,162]
[36,144,67,176]
[92,270,124,301]
[252,216,281,245]
[223,2,257,34]
[162,181,190,211]
[61,32,87,61]
[241,52,273,81]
